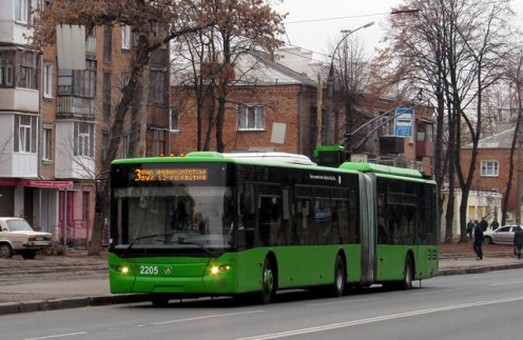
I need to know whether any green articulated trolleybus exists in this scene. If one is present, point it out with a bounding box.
[108,150,439,306]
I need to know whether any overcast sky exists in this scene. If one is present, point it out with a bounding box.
[274,0,523,62]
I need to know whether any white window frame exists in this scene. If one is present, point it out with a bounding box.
[237,104,265,131]
[42,126,52,161]
[121,25,131,50]
[14,115,37,153]
[481,160,499,177]
[169,108,179,132]
[74,122,94,157]
[15,0,29,22]
[43,62,53,98]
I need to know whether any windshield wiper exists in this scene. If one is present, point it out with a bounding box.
[122,232,218,257]
[122,232,176,257]
[173,237,217,257]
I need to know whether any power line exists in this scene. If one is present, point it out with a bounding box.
[283,12,389,25]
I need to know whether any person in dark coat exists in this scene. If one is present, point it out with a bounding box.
[514,226,523,260]
[480,218,488,232]
[473,220,484,260]
[466,220,474,240]
[490,219,499,230]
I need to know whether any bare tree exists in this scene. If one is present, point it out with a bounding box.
[329,34,371,146]
[375,0,515,242]
[172,2,285,152]
[32,0,219,255]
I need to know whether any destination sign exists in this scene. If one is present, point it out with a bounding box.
[133,168,208,182]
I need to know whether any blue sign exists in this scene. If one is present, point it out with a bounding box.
[394,108,413,137]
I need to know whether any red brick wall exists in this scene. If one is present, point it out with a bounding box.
[170,84,318,156]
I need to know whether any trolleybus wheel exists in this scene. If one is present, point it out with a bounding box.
[332,255,346,297]
[400,256,413,290]
[261,258,275,304]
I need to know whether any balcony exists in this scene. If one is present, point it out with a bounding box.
[56,96,95,120]
[0,87,39,112]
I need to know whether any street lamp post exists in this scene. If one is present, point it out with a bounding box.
[323,21,374,146]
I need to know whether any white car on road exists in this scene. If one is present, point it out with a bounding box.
[0,217,52,259]
[483,225,520,245]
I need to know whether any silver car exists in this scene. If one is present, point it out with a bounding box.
[483,225,519,245]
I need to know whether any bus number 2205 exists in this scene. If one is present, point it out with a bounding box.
[140,265,159,275]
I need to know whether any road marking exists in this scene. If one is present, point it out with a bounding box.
[24,332,89,340]
[307,297,379,307]
[137,310,264,327]
[236,296,523,340]
[489,280,523,286]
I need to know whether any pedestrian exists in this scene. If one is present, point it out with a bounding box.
[490,219,499,230]
[466,219,474,240]
[480,218,488,232]
[514,226,523,260]
[473,220,484,260]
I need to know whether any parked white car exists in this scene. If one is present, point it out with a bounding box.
[0,217,52,259]
[483,225,519,245]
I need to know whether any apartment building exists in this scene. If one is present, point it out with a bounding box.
[170,48,434,175]
[0,1,170,246]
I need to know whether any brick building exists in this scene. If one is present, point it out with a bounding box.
[0,1,170,246]
[459,126,514,225]
[170,48,434,176]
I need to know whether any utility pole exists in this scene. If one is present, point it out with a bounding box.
[324,21,374,145]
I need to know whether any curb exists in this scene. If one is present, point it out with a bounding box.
[0,294,149,316]
[3,263,523,315]
[438,262,523,276]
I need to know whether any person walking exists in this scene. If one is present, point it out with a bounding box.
[466,219,474,240]
[490,219,499,230]
[473,220,484,260]
[514,226,523,260]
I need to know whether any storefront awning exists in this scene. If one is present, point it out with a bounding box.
[0,179,74,189]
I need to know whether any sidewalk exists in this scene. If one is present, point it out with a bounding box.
[1,247,522,315]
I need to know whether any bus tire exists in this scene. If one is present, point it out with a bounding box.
[150,294,170,307]
[332,255,346,297]
[400,256,414,290]
[261,257,276,304]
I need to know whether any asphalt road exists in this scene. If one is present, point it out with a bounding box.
[1,268,523,340]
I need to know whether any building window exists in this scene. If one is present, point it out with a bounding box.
[481,160,499,177]
[17,51,37,89]
[103,24,112,63]
[58,59,96,97]
[151,129,166,156]
[0,51,14,87]
[74,122,94,157]
[103,72,111,119]
[169,108,179,132]
[121,25,131,50]
[42,126,52,161]
[149,69,165,105]
[14,115,37,153]
[237,104,265,131]
[43,62,53,98]
[15,0,29,21]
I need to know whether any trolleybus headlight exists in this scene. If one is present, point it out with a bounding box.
[210,265,231,275]
[115,265,130,274]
